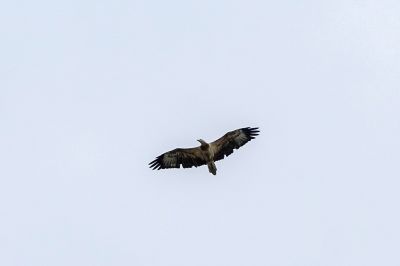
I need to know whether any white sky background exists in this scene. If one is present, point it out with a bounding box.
[1,0,400,265]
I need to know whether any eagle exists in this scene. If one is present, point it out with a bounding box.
[149,127,260,175]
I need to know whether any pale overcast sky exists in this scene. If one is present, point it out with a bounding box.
[1,0,400,265]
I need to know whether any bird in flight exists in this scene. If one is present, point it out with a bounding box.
[149,127,260,175]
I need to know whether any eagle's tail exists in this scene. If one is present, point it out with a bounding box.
[207,161,217,175]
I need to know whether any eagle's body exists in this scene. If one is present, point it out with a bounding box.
[149,127,259,175]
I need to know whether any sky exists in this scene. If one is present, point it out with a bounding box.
[1,0,400,265]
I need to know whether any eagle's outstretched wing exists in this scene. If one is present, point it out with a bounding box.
[211,127,260,162]
[149,147,207,170]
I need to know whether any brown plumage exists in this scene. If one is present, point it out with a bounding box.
[149,127,260,175]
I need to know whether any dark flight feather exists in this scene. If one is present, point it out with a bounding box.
[211,127,260,161]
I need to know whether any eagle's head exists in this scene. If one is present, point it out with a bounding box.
[197,139,208,146]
